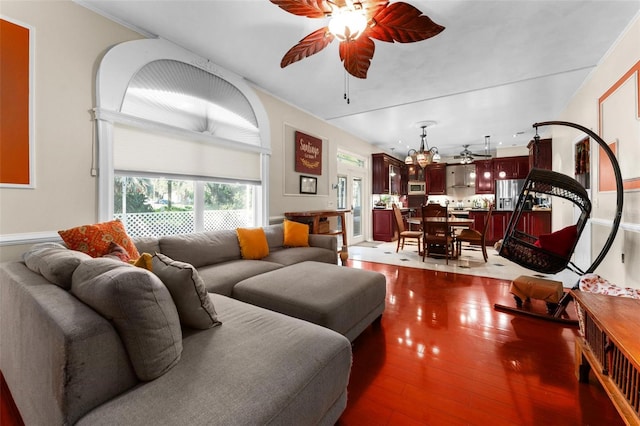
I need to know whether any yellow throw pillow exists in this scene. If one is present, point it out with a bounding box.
[58,219,140,259]
[236,227,269,260]
[131,252,154,271]
[283,219,309,247]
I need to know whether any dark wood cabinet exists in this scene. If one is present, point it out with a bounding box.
[494,156,529,180]
[467,210,551,246]
[528,138,552,170]
[426,163,446,195]
[520,211,552,237]
[372,209,394,241]
[406,164,424,182]
[372,208,412,241]
[475,160,494,194]
[489,211,509,245]
[372,153,404,195]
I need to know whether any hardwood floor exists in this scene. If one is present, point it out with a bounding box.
[338,260,624,425]
[0,260,623,425]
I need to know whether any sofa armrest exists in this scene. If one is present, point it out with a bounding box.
[0,262,138,425]
[308,234,338,252]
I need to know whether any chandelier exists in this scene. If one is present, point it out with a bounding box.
[405,124,441,168]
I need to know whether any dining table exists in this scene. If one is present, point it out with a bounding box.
[406,216,475,258]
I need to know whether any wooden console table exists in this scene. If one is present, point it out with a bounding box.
[572,289,640,425]
[284,210,350,265]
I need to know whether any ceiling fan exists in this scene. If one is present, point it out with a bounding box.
[454,136,493,164]
[269,0,445,79]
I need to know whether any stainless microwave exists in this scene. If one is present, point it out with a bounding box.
[408,181,426,195]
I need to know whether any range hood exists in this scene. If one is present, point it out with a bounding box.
[447,164,474,188]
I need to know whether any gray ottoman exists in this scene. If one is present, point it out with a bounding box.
[232,261,386,342]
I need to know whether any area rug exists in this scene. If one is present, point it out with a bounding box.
[348,241,579,287]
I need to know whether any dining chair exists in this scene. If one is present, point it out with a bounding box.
[421,203,455,264]
[392,204,422,253]
[455,204,493,262]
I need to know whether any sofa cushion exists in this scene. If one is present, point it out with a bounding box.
[263,246,338,266]
[283,219,309,247]
[59,219,140,259]
[197,260,283,296]
[23,242,91,289]
[71,258,182,381]
[75,295,352,426]
[152,253,221,329]
[160,230,241,268]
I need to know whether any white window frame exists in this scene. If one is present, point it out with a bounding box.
[94,38,271,227]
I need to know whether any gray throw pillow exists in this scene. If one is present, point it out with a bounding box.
[23,242,91,289]
[152,253,221,329]
[71,258,182,381]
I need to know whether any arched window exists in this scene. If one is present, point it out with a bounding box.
[94,39,270,236]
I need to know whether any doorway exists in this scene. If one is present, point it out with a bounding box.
[337,172,366,246]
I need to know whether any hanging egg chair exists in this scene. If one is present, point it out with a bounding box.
[494,120,624,323]
[498,168,591,275]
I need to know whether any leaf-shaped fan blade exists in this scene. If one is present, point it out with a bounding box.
[281,27,335,68]
[339,36,375,79]
[361,0,389,20]
[269,0,332,18]
[368,2,445,43]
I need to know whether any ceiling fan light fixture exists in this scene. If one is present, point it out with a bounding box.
[328,10,367,41]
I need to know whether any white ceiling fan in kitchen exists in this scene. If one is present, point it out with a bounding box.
[454,136,493,164]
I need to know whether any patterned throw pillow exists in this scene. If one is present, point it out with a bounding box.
[102,242,131,262]
[283,219,309,247]
[236,227,269,259]
[59,219,140,259]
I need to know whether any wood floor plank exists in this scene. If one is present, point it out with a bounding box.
[340,260,625,426]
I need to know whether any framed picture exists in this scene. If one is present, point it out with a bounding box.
[300,175,317,194]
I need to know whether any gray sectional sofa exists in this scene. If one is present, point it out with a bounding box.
[0,223,386,425]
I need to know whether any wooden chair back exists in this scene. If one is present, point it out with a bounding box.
[392,204,406,233]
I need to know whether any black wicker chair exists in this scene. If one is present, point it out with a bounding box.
[494,121,624,324]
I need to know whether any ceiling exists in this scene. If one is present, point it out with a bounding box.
[78,0,640,161]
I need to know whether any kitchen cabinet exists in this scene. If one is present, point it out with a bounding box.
[426,163,447,195]
[475,160,494,194]
[467,210,551,246]
[406,163,424,182]
[489,211,509,245]
[528,138,552,170]
[520,211,552,237]
[494,156,529,180]
[372,208,412,241]
[372,209,394,241]
[372,153,404,195]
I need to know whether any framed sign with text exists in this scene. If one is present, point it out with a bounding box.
[295,131,322,175]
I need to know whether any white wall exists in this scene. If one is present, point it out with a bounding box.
[0,1,142,261]
[556,13,640,288]
[255,90,377,224]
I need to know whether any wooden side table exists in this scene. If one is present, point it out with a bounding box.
[284,210,350,265]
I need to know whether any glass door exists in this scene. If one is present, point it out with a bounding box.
[337,173,365,246]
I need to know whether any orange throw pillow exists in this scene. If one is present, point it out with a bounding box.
[283,219,309,247]
[236,227,269,260]
[59,219,140,259]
